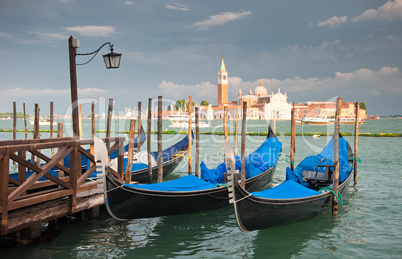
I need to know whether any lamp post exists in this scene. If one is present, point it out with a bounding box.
[68,36,122,138]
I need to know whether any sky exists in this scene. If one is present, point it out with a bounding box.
[0,0,401,117]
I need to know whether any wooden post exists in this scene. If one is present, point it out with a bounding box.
[13,102,16,141]
[57,122,65,177]
[188,95,193,175]
[234,115,238,156]
[147,98,153,183]
[332,97,342,216]
[31,104,40,166]
[0,148,10,235]
[223,106,228,141]
[195,107,200,177]
[137,102,142,152]
[68,36,80,138]
[354,102,360,183]
[290,102,296,171]
[50,102,54,157]
[241,102,247,188]
[106,98,113,161]
[157,96,163,183]
[273,110,276,134]
[79,104,83,139]
[90,101,95,167]
[125,120,136,184]
[23,103,27,140]
[69,143,79,213]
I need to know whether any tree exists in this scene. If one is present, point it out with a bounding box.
[200,100,209,106]
[355,102,367,110]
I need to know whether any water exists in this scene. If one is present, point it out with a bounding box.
[0,119,401,258]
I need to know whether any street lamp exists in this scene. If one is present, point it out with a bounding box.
[68,36,122,137]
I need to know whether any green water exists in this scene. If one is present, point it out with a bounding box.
[0,119,401,258]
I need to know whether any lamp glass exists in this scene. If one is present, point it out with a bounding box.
[103,52,122,69]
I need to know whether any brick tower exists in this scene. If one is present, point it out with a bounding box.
[217,55,228,105]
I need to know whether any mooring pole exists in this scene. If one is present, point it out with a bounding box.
[332,97,342,216]
[137,102,142,152]
[224,106,228,142]
[57,122,64,177]
[125,119,136,184]
[13,102,16,141]
[147,98,153,183]
[290,102,296,171]
[234,115,238,156]
[273,110,276,134]
[90,101,95,167]
[79,104,83,139]
[354,102,360,184]
[195,106,200,177]
[157,96,163,183]
[188,95,193,175]
[23,103,27,140]
[68,36,80,138]
[241,102,247,188]
[50,102,54,157]
[106,98,113,162]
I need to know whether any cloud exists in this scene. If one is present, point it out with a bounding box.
[66,26,115,37]
[0,32,15,39]
[158,81,216,100]
[166,3,189,11]
[315,16,347,27]
[124,1,133,5]
[353,0,402,22]
[1,88,106,97]
[29,31,68,41]
[192,11,251,30]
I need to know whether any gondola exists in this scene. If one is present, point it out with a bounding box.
[103,126,282,220]
[228,135,354,232]
[108,132,193,183]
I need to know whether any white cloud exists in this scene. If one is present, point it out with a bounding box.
[0,32,15,39]
[29,31,68,41]
[166,3,189,11]
[353,0,402,22]
[124,1,133,5]
[66,26,115,37]
[158,81,215,100]
[316,16,347,27]
[192,11,251,30]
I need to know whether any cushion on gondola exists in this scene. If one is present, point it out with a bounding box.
[251,180,320,199]
[125,174,216,192]
[200,137,282,185]
[285,137,352,188]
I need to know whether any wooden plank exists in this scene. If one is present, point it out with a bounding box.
[77,165,97,186]
[29,149,71,173]
[69,144,79,213]
[0,137,74,146]
[0,148,10,235]
[107,166,120,179]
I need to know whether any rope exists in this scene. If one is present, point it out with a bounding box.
[105,184,123,193]
[216,183,229,188]
[173,151,191,160]
[319,186,343,205]
[279,156,294,164]
[347,153,362,163]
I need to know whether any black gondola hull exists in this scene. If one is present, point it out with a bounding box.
[105,165,276,220]
[232,172,353,231]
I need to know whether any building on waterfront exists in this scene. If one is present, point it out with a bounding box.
[294,101,367,120]
[199,56,292,120]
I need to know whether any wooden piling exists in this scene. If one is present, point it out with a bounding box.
[157,96,163,183]
[147,98,152,183]
[290,102,296,171]
[273,110,276,134]
[188,95,192,175]
[13,102,16,141]
[241,102,247,188]
[90,101,95,167]
[224,106,228,142]
[234,115,238,156]
[137,102,142,153]
[125,120,136,184]
[57,122,64,177]
[195,106,200,177]
[106,98,113,161]
[23,103,27,140]
[332,98,342,216]
[50,102,54,157]
[32,104,40,166]
[354,102,360,183]
[79,104,83,139]
[0,148,10,235]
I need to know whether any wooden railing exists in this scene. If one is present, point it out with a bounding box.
[0,136,125,235]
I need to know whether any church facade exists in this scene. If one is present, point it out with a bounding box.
[199,56,292,120]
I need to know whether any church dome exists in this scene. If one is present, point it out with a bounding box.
[254,81,267,96]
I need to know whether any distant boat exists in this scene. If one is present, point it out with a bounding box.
[29,119,57,126]
[168,113,193,121]
[169,120,210,128]
[299,116,333,125]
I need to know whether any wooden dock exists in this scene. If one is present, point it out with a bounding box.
[0,136,125,244]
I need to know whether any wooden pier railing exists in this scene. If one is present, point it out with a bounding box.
[0,136,125,235]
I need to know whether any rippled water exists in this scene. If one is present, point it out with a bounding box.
[0,119,401,258]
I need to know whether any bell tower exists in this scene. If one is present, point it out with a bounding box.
[217,55,228,105]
